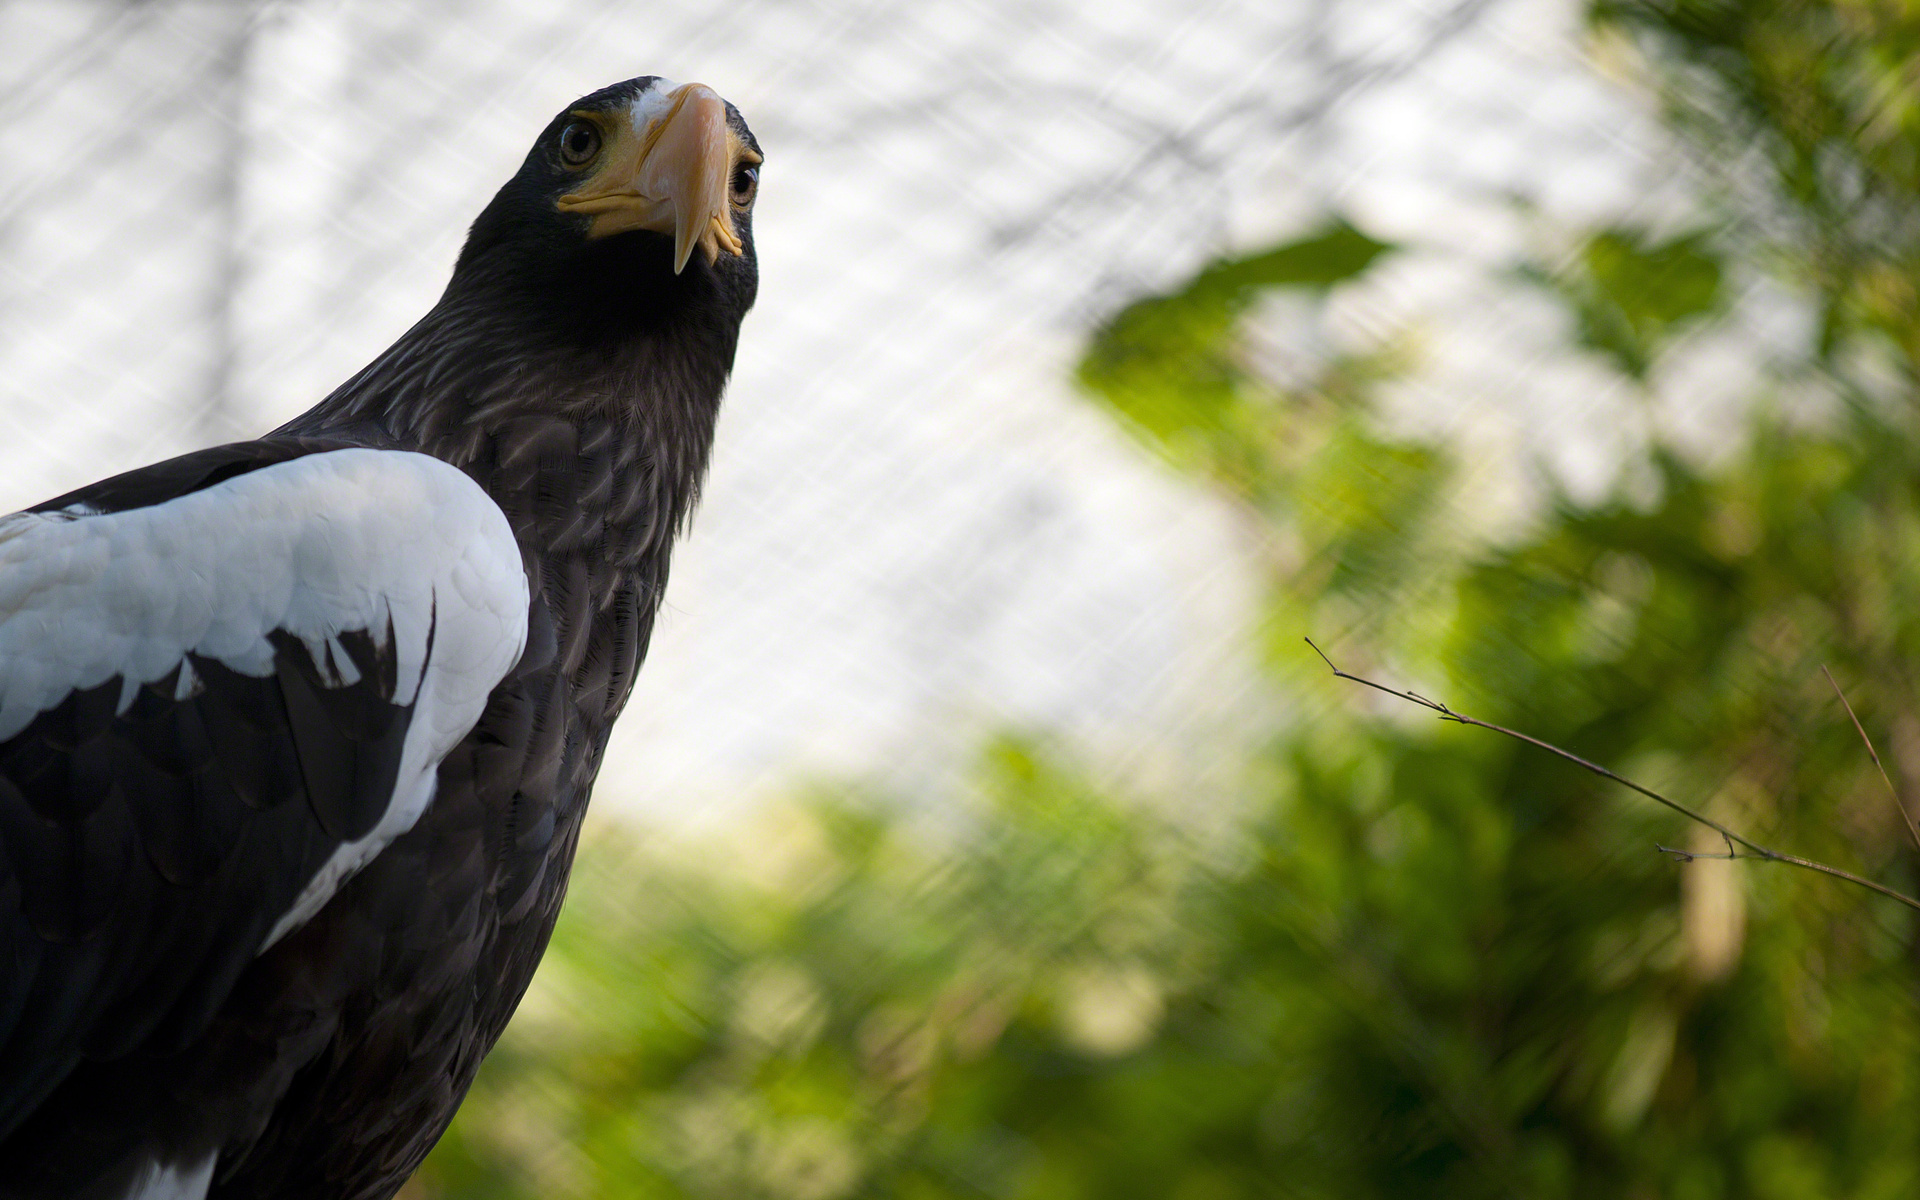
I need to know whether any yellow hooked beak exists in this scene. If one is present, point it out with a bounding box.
[554,82,757,273]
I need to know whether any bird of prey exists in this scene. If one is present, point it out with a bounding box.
[0,75,760,1199]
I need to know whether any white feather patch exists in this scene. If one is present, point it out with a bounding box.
[0,448,530,947]
[626,76,681,129]
[123,1153,216,1200]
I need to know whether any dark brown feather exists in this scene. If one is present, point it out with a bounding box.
[0,76,759,1199]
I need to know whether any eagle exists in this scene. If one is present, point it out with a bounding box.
[0,76,760,1199]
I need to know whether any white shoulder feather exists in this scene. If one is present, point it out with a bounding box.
[0,447,530,945]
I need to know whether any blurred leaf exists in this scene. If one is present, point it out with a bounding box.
[1076,222,1393,466]
[1530,228,1725,379]
[1591,0,1920,375]
[1214,223,1395,290]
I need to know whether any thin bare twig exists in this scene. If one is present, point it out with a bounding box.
[1306,639,1920,913]
[1821,665,1920,855]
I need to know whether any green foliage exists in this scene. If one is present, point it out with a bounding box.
[417,566,1919,1200]
[1526,228,1725,378]
[1593,0,1920,367]
[415,5,1920,1197]
[1075,222,1393,493]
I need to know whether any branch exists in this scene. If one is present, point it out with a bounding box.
[1306,639,1920,913]
[1821,665,1920,855]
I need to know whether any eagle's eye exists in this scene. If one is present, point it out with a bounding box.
[559,121,601,167]
[730,164,759,206]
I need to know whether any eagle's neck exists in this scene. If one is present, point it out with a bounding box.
[281,266,738,574]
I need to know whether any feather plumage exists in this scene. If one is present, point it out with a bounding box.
[0,74,759,1199]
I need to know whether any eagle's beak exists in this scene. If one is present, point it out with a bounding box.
[556,82,750,273]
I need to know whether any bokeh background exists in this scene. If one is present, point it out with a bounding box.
[4,0,1919,1196]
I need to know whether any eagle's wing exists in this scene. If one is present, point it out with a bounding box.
[0,440,528,1138]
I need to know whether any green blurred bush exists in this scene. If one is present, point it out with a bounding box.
[412,3,1920,1196]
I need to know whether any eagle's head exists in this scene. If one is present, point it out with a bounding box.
[453,76,762,344]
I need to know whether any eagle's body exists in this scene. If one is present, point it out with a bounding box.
[0,77,760,1199]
